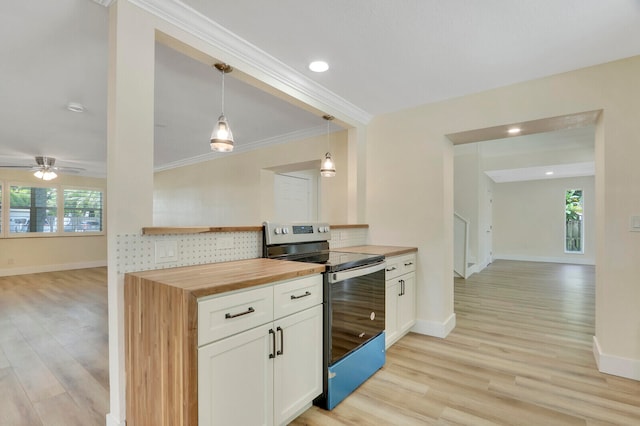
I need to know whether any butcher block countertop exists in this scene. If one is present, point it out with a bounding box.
[124,258,325,426]
[125,258,325,298]
[337,245,417,257]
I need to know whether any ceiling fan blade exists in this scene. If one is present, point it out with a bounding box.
[0,165,37,169]
[52,166,84,173]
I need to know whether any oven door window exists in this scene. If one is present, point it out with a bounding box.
[330,268,385,364]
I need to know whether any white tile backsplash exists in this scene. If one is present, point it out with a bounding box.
[117,227,367,274]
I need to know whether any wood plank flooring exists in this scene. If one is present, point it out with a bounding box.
[292,260,640,425]
[1,261,639,425]
[0,268,108,426]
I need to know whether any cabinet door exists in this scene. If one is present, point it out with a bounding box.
[397,273,416,334]
[273,305,323,426]
[385,280,399,348]
[198,323,274,426]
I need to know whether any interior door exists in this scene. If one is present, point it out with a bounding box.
[274,173,312,221]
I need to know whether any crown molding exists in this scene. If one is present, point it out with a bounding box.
[92,0,115,6]
[155,125,329,172]
[128,0,372,125]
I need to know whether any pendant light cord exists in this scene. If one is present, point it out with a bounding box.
[221,69,225,114]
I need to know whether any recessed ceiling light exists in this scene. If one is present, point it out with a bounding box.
[309,61,329,73]
[545,171,554,176]
[508,127,521,135]
[66,102,86,113]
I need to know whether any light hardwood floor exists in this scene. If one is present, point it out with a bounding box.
[0,267,108,426]
[1,261,639,425]
[292,260,640,425]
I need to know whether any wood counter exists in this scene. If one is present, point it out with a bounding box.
[124,258,324,426]
[336,245,417,258]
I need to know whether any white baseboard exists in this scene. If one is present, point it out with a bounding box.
[412,313,456,338]
[106,413,126,426]
[493,254,595,265]
[592,336,640,380]
[0,260,107,277]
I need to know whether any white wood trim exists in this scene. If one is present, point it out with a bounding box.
[593,336,640,381]
[128,0,372,126]
[105,413,126,426]
[493,254,595,265]
[0,260,107,277]
[412,313,456,339]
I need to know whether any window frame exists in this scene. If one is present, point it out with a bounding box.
[564,188,584,254]
[1,180,106,239]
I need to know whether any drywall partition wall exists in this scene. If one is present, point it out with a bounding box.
[366,55,640,380]
[493,176,595,264]
[153,130,349,226]
[0,170,107,275]
[107,2,370,424]
[453,145,480,266]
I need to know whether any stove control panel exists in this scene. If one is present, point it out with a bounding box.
[263,221,331,245]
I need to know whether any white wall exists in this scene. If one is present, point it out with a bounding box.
[453,145,479,264]
[153,130,349,226]
[366,55,640,382]
[493,176,595,264]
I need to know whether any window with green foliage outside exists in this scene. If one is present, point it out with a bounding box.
[565,189,584,253]
[63,189,103,232]
[9,186,58,233]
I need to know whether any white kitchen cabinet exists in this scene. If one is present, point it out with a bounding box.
[198,275,323,426]
[198,323,274,426]
[385,253,417,348]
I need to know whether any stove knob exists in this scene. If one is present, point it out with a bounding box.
[283,227,289,234]
[275,227,282,235]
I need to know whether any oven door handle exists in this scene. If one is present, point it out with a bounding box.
[328,260,386,283]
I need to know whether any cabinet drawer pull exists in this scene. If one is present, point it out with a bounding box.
[386,266,397,272]
[290,291,311,300]
[269,328,276,359]
[276,326,284,356]
[404,262,413,266]
[225,306,255,319]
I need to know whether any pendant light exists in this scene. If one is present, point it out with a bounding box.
[320,115,336,177]
[210,63,234,152]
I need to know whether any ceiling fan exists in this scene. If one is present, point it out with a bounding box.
[0,156,85,181]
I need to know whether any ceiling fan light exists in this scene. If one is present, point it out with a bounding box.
[320,152,336,177]
[34,170,57,181]
[210,114,234,152]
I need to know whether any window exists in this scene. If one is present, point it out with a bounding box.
[63,189,103,232]
[565,189,584,253]
[9,186,58,233]
[0,182,104,237]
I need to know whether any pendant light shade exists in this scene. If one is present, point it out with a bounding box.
[210,114,234,152]
[321,114,336,177]
[210,63,234,152]
[34,170,57,181]
[320,152,336,177]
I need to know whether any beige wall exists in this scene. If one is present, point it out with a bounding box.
[366,55,640,375]
[493,176,595,264]
[0,169,107,275]
[153,131,349,226]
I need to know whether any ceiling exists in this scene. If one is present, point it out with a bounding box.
[2,0,640,177]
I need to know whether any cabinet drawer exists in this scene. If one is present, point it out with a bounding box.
[198,286,274,346]
[274,274,323,319]
[384,259,402,280]
[386,253,416,280]
[398,254,416,275]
